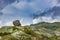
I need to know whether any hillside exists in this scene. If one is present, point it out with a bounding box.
[0,22,60,40]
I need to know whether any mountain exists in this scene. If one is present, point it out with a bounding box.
[0,22,60,40]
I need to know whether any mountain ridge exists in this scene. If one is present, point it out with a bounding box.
[0,22,60,40]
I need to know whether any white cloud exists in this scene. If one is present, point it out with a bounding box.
[1,0,58,14]
[50,0,60,7]
[1,5,14,14]
[3,21,13,26]
[0,18,31,27]
[0,21,13,27]
[0,21,2,24]
[51,0,57,7]
[0,21,2,28]
[1,0,60,26]
[12,1,29,9]
[33,16,60,24]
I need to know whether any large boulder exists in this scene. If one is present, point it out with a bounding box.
[13,20,21,26]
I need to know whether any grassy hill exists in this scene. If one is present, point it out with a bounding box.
[0,22,60,40]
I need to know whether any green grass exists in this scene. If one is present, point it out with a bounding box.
[0,22,60,40]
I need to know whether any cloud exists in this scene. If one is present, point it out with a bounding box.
[0,12,3,19]
[2,0,57,15]
[3,21,13,26]
[12,1,29,9]
[50,0,58,7]
[33,16,60,24]
[33,6,60,24]
[0,21,2,28]
[0,0,60,26]
[0,21,13,28]
[1,5,17,14]
[0,0,16,10]
[0,12,3,15]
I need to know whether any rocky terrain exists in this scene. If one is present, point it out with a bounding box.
[0,22,60,40]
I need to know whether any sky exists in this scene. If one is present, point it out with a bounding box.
[0,0,60,27]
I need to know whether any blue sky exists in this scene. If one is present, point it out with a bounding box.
[0,0,60,27]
